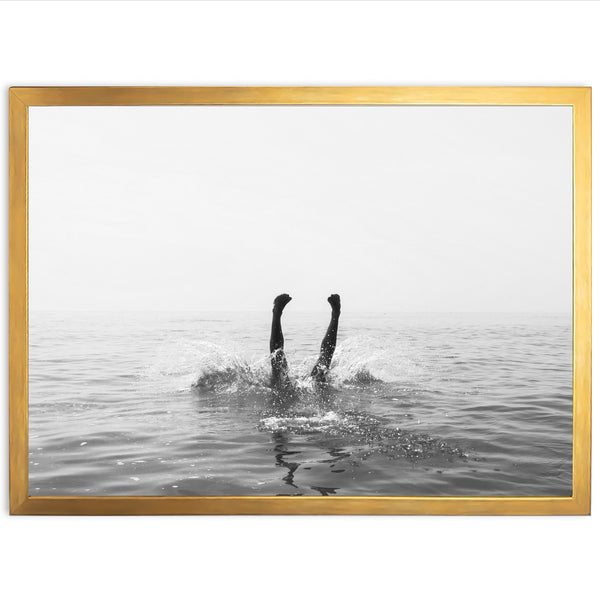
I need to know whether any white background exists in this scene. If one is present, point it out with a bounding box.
[0,2,597,599]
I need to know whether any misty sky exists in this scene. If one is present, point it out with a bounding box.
[29,105,572,313]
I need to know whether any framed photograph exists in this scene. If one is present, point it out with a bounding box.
[9,86,591,515]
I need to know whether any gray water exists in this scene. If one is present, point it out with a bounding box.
[29,311,572,496]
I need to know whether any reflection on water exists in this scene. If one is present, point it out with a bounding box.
[260,385,470,496]
[272,432,303,494]
[29,311,572,496]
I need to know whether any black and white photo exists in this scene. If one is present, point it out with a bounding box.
[28,103,573,497]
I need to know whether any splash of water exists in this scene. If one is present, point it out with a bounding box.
[138,336,463,463]
[140,340,270,394]
[328,335,419,386]
[140,335,419,394]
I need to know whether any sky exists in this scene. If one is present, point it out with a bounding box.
[28,105,572,313]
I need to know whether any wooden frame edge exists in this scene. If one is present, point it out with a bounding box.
[572,87,592,516]
[8,86,591,515]
[9,88,29,514]
[10,495,590,516]
[8,86,591,107]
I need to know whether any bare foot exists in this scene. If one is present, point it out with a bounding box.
[327,293,341,315]
[273,293,292,313]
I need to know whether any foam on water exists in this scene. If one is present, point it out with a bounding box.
[258,407,467,461]
[260,411,341,433]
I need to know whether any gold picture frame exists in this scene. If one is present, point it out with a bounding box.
[9,86,591,515]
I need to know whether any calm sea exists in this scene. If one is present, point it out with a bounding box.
[28,311,572,496]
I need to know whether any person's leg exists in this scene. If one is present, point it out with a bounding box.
[270,293,292,387]
[311,294,341,382]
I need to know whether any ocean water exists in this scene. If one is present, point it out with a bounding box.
[28,311,572,497]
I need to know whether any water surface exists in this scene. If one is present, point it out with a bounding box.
[29,311,572,496]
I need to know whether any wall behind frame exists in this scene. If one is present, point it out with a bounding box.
[0,2,596,599]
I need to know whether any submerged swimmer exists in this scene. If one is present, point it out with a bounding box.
[270,293,341,391]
